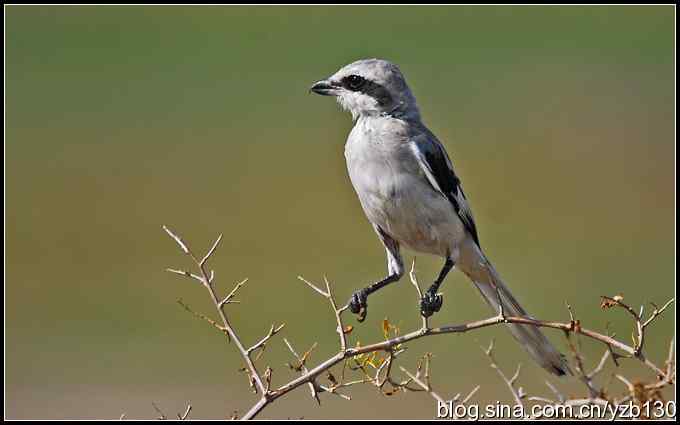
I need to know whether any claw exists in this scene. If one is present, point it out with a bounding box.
[348,289,369,322]
[356,306,367,322]
[420,290,443,318]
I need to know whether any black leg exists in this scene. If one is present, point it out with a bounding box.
[420,258,455,318]
[349,273,401,322]
[349,225,404,322]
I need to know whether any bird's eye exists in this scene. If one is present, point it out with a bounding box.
[344,75,366,91]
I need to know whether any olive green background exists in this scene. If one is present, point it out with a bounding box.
[6,5,675,419]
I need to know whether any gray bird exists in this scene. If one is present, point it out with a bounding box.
[310,58,570,376]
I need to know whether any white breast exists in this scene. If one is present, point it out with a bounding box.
[344,118,466,257]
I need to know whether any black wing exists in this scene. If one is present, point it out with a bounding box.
[411,130,481,247]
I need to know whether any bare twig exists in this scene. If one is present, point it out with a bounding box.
[218,278,249,308]
[600,295,675,357]
[587,350,611,381]
[461,385,480,404]
[245,297,673,418]
[547,380,566,404]
[483,340,525,408]
[248,323,286,355]
[398,355,478,420]
[177,299,227,334]
[409,259,429,331]
[283,337,322,405]
[399,365,446,404]
[245,299,674,419]
[200,234,223,267]
[163,226,266,397]
[178,404,192,420]
[564,321,600,398]
[643,299,675,329]
[151,402,167,420]
[163,226,675,420]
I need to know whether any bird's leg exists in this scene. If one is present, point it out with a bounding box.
[349,225,403,322]
[348,273,401,322]
[420,258,455,318]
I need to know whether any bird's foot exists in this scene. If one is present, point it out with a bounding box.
[420,289,443,318]
[348,288,369,322]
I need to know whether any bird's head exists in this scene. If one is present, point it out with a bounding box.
[310,58,420,121]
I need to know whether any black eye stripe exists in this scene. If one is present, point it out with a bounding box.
[341,75,393,106]
[342,74,366,91]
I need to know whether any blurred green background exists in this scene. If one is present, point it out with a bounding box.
[6,5,675,419]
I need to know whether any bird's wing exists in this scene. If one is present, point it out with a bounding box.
[410,129,481,247]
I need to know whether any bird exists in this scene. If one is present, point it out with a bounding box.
[309,58,571,376]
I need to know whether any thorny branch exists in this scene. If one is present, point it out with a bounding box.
[162,227,675,420]
[398,353,480,417]
[147,402,191,421]
[162,226,267,396]
[483,339,526,408]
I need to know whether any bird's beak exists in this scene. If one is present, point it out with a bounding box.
[309,79,339,96]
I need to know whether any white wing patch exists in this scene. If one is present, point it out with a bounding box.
[454,187,476,235]
[410,142,446,197]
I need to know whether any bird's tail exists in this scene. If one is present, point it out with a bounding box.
[458,241,572,377]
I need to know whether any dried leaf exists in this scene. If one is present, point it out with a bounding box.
[375,356,385,368]
[601,296,619,309]
[382,318,390,338]
[300,342,317,365]
[327,371,338,386]
[286,361,303,372]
